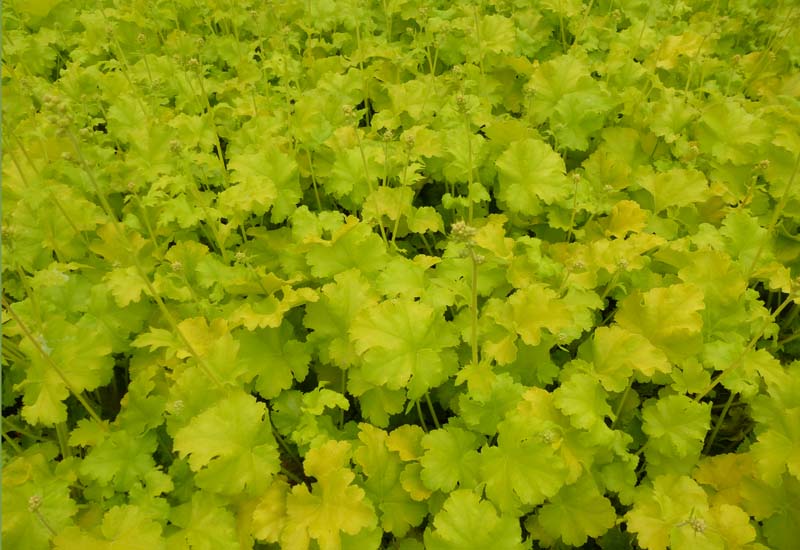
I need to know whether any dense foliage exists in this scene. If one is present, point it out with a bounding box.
[3,0,800,548]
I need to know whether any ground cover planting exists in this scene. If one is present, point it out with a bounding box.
[2,0,800,548]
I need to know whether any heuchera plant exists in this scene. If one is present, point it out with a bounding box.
[3,0,800,549]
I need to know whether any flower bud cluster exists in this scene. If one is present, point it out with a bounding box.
[451,221,486,264]
[451,220,477,242]
[42,94,72,131]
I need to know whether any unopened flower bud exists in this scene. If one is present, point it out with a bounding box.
[688,517,706,534]
[28,495,43,512]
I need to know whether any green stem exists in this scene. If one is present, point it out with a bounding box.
[695,293,795,401]
[391,151,412,246]
[416,400,429,432]
[281,467,305,485]
[419,233,435,255]
[746,154,800,279]
[464,111,475,223]
[610,384,631,429]
[3,416,42,440]
[778,331,800,346]
[9,137,92,250]
[55,422,72,459]
[272,428,301,464]
[14,267,43,327]
[3,333,29,363]
[353,126,388,243]
[565,175,580,243]
[704,391,736,454]
[3,298,105,426]
[339,369,347,430]
[571,0,597,46]
[305,149,322,211]
[65,131,224,389]
[472,5,484,75]
[470,250,480,367]
[743,5,798,95]
[129,193,161,258]
[355,23,371,127]
[425,393,441,430]
[2,432,24,454]
[33,508,57,537]
[599,270,621,301]
[191,67,230,186]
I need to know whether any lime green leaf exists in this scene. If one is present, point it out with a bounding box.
[17,316,114,426]
[326,147,365,201]
[283,440,377,550]
[695,99,770,165]
[305,269,380,368]
[251,477,290,543]
[615,283,705,361]
[406,206,445,234]
[527,53,594,121]
[2,446,77,550]
[350,298,459,400]
[553,372,613,430]
[217,153,278,219]
[104,266,149,307]
[604,200,648,238]
[626,475,709,550]
[362,186,414,224]
[719,209,771,270]
[419,426,481,493]
[507,284,572,346]
[705,504,757,549]
[131,327,177,356]
[584,326,672,392]
[495,138,571,215]
[306,217,389,278]
[54,505,165,550]
[750,398,800,485]
[79,430,158,491]
[353,424,427,536]
[457,372,525,436]
[169,491,240,550]
[376,255,438,299]
[423,489,526,550]
[533,475,617,546]
[237,325,311,400]
[649,89,698,141]
[480,438,568,513]
[173,391,279,495]
[638,168,710,213]
[550,89,614,151]
[386,425,426,462]
[642,395,710,459]
[442,129,487,185]
[348,370,406,427]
